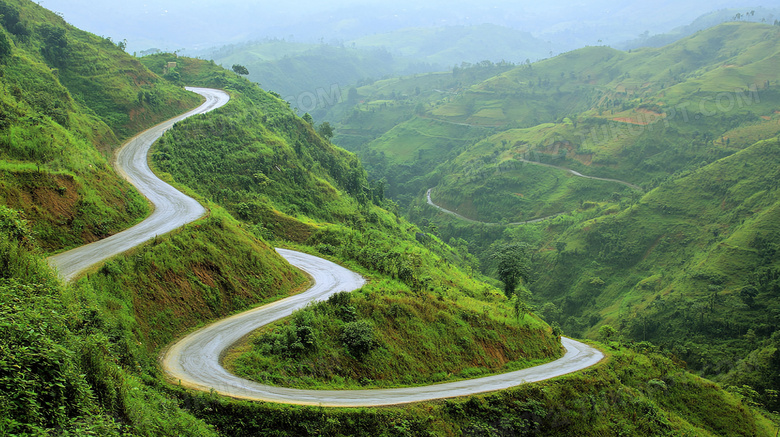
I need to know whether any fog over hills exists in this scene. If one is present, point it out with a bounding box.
[42,0,769,53]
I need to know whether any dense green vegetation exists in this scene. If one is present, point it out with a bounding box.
[526,137,780,409]
[2,1,779,434]
[173,343,779,436]
[331,21,780,413]
[4,209,774,435]
[228,280,558,389]
[0,205,220,435]
[0,0,199,251]
[201,24,548,114]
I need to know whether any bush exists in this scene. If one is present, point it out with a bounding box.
[255,309,317,358]
[340,320,375,359]
[0,206,32,245]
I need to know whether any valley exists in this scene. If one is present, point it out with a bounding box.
[330,19,780,417]
[1,0,779,435]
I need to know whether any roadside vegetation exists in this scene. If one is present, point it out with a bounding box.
[330,20,780,413]
[1,0,778,434]
[0,0,199,252]
[227,279,559,389]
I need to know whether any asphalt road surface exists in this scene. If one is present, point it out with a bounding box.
[426,188,565,226]
[47,87,230,281]
[162,248,603,406]
[45,86,604,406]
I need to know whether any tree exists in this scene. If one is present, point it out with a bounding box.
[317,122,334,140]
[492,243,530,298]
[0,31,11,60]
[302,113,313,125]
[513,289,533,321]
[39,24,68,67]
[0,2,27,37]
[347,87,359,103]
[555,241,566,264]
[598,324,617,342]
[0,206,33,245]
[231,64,249,75]
[340,320,375,359]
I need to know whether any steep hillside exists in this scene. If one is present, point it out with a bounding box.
[0,0,199,251]
[526,137,780,408]
[376,22,780,410]
[201,24,548,114]
[339,23,780,214]
[2,3,778,435]
[205,42,400,112]
[138,53,564,388]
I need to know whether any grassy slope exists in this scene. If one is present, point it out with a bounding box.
[338,23,780,217]
[227,278,558,389]
[0,0,200,252]
[0,7,776,435]
[190,344,778,436]
[138,53,563,388]
[430,137,780,410]
[533,137,780,400]
[205,41,398,108]
[335,20,780,412]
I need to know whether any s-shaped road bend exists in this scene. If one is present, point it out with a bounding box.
[48,87,230,282]
[47,87,604,407]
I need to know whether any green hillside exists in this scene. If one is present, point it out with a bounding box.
[339,23,780,215]
[202,24,546,120]
[205,42,399,113]
[527,137,780,408]
[0,0,199,252]
[138,53,564,388]
[351,22,780,411]
[1,1,778,435]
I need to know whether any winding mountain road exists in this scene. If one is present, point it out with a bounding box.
[47,86,604,407]
[48,87,230,281]
[426,159,641,226]
[515,159,642,190]
[426,189,565,226]
[163,249,603,407]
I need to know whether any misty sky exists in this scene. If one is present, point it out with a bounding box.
[40,0,775,52]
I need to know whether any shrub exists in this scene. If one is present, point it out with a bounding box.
[340,320,375,359]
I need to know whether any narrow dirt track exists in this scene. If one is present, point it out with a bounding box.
[426,159,641,225]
